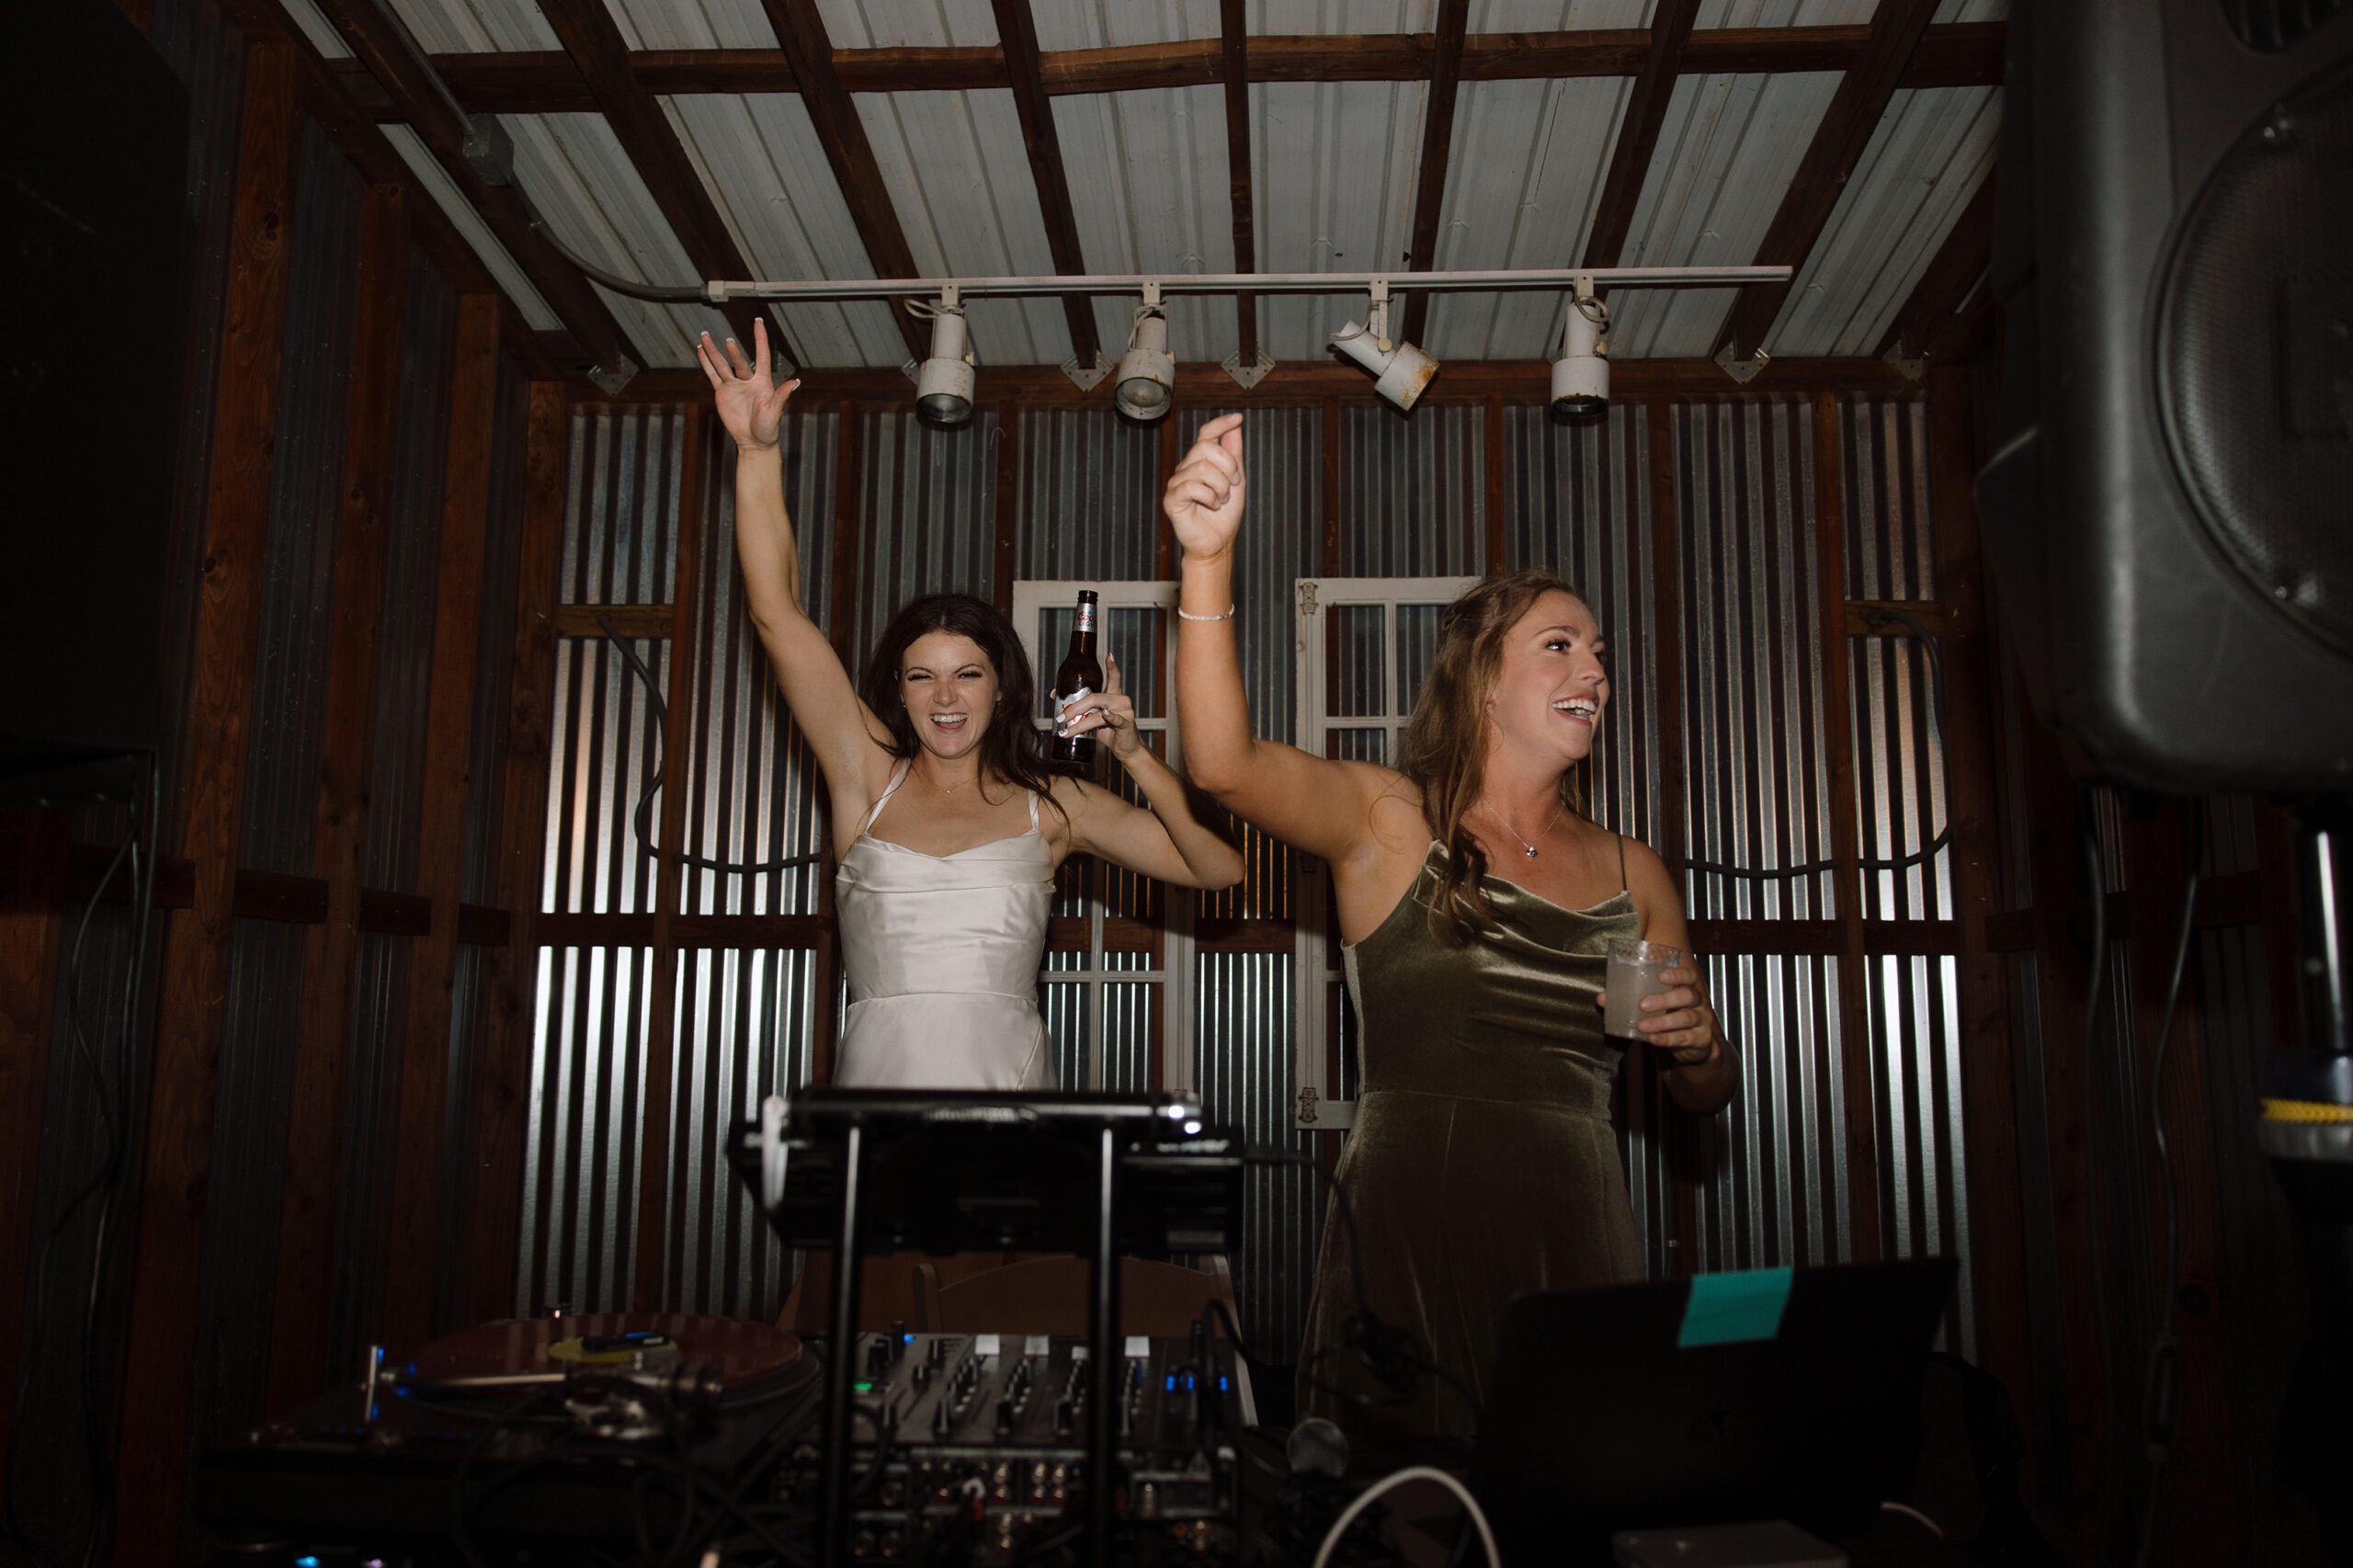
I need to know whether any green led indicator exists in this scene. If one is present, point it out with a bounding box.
[854,1380,876,1392]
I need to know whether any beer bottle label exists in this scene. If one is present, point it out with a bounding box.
[1052,685,1094,736]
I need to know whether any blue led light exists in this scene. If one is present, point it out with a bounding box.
[1218,1376,1230,1392]
[295,1556,322,1568]
[1164,1374,1176,1391]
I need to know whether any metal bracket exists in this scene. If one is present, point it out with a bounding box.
[1297,581,1319,618]
[901,358,921,386]
[1222,347,1275,390]
[1295,1085,1320,1126]
[1714,340,1770,384]
[1882,340,1927,381]
[1062,349,1110,392]
[586,355,641,396]
[462,113,514,187]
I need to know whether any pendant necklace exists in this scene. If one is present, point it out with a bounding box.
[1481,798,1566,859]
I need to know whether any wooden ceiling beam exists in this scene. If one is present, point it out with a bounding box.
[582,356,1925,406]
[1397,0,1470,347]
[1711,0,1941,365]
[1219,0,1258,368]
[534,0,787,364]
[756,0,930,362]
[1875,172,1995,368]
[299,0,643,384]
[989,0,1101,368]
[325,23,2004,119]
[1581,0,1700,273]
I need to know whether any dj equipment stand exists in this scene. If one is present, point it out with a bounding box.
[735,1090,1242,1568]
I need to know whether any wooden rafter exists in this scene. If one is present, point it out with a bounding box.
[1711,0,1941,364]
[327,23,2006,119]
[534,0,790,365]
[1398,0,1470,347]
[756,0,930,362]
[1875,173,1995,368]
[1580,0,1700,272]
[301,0,642,383]
[989,0,1101,368]
[1219,0,1257,367]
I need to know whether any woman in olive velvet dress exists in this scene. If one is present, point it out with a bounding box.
[1166,414,1739,1446]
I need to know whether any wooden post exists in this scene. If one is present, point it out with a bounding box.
[631,405,707,1310]
[1813,390,1883,1264]
[267,177,411,1416]
[1645,399,1698,1277]
[115,43,301,1562]
[381,292,502,1355]
[1924,369,2036,1439]
[0,809,71,1444]
[466,380,571,1327]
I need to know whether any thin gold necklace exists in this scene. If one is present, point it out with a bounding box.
[1480,797,1566,859]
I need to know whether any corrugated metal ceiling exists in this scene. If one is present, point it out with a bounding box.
[348,0,2003,371]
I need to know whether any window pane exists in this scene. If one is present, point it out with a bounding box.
[1103,983,1159,1093]
[1036,604,1074,719]
[1105,606,1165,719]
[1326,604,1387,717]
[1326,727,1386,764]
[1395,603,1446,719]
[1041,981,1089,1089]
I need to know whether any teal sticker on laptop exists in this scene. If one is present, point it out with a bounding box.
[1677,1267,1793,1347]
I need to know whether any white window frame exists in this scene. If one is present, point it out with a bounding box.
[1011,580,1197,1095]
[1291,575,1481,1130]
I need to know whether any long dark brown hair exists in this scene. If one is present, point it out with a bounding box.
[858,593,1066,811]
[1396,569,1596,939]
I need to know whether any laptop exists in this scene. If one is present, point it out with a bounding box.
[1472,1257,1959,1565]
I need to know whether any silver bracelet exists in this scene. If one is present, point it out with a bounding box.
[1176,605,1236,622]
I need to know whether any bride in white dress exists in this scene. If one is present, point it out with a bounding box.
[700,324,1245,1087]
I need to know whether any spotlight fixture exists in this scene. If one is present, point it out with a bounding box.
[1550,278,1609,419]
[909,290,975,426]
[1114,285,1175,422]
[1328,280,1438,410]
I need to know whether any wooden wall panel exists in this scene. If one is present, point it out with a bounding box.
[267,177,408,1418]
[115,40,301,1564]
[465,381,570,1326]
[381,293,502,1355]
[0,810,71,1446]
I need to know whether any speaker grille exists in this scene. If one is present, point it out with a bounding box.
[2157,52,2353,658]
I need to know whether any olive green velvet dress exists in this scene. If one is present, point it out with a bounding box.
[1297,838,1645,1444]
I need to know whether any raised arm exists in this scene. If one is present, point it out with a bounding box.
[1053,653,1243,891]
[1168,415,1390,864]
[699,323,894,834]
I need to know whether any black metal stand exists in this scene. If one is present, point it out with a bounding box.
[818,1120,868,1568]
[1086,1124,1120,1568]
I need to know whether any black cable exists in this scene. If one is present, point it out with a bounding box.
[525,210,714,305]
[599,618,824,879]
[1683,609,1953,882]
[2130,812,2202,1568]
[2076,820,2123,1567]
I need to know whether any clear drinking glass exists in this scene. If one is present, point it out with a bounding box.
[1603,937,1682,1045]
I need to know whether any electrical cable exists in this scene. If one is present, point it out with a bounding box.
[1682,608,1952,881]
[524,210,715,305]
[598,618,824,878]
[2075,819,2123,1566]
[2130,812,2203,1568]
[1306,1465,1498,1568]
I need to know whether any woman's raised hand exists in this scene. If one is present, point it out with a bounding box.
[1164,414,1246,563]
[1062,652,1143,761]
[698,319,800,451]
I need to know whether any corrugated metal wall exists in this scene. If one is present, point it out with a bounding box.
[188,114,367,1462]
[515,392,1998,1369]
[325,244,460,1381]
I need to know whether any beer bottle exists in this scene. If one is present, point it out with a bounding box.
[1047,590,1104,773]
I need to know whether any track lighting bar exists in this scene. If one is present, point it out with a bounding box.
[706,265,1790,303]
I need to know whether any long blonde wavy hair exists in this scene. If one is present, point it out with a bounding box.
[1395,569,1596,940]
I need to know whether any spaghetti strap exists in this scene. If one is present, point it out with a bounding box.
[1026,788,1040,830]
[861,760,913,835]
[1617,833,1628,892]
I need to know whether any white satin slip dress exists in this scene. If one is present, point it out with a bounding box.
[830,760,1057,1089]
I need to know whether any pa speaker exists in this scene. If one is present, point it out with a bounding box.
[1975,0,2353,792]
[0,0,188,780]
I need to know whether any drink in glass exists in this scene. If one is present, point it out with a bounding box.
[1603,937,1681,1047]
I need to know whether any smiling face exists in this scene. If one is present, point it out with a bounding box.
[1483,589,1609,769]
[899,630,1002,761]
